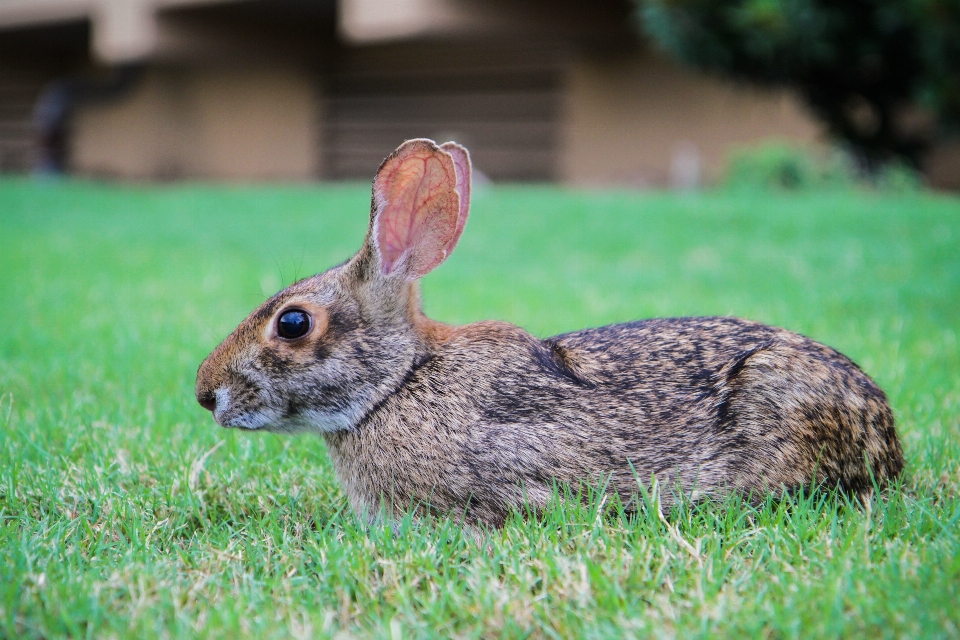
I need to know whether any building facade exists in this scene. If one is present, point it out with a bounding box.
[1,0,956,187]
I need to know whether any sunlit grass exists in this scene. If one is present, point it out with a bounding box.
[1,179,958,638]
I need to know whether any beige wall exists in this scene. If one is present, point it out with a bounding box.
[562,51,823,187]
[72,63,319,180]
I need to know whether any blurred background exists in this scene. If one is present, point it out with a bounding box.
[0,0,957,189]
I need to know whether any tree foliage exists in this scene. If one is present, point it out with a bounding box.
[636,0,960,169]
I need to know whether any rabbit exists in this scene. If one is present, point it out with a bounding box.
[196,138,904,527]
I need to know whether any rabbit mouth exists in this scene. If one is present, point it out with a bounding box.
[211,387,279,430]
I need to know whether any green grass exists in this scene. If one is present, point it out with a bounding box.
[1,178,958,638]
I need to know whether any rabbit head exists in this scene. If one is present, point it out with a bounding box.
[195,139,472,434]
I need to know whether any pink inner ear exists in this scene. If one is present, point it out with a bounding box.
[440,142,471,256]
[373,141,460,279]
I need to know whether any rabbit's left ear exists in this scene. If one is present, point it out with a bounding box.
[371,139,471,280]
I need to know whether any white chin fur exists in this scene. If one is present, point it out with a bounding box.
[299,409,359,433]
[267,408,358,434]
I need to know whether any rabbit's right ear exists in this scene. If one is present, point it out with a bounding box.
[369,139,471,281]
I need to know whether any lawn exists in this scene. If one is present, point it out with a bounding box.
[1,178,958,638]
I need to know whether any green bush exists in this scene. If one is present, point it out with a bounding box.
[636,0,960,169]
[724,142,923,192]
[873,159,925,192]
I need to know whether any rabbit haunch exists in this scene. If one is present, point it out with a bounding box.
[196,138,903,527]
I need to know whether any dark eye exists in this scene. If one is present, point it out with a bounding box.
[277,309,311,339]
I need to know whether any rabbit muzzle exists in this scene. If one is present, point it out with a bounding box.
[196,337,280,430]
[197,370,279,430]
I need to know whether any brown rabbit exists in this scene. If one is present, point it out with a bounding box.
[196,138,903,527]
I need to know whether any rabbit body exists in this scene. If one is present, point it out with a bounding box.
[324,314,901,526]
[196,139,903,528]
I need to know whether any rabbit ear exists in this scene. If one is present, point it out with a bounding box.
[371,139,470,280]
[439,141,471,256]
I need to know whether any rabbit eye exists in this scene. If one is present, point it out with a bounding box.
[277,309,311,339]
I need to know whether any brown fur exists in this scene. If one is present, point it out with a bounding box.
[196,139,903,527]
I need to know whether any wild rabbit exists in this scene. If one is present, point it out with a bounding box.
[196,138,903,527]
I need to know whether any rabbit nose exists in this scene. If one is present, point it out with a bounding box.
[197,391,216,412]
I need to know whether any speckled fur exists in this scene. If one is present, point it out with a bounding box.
[196,139,903,528]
